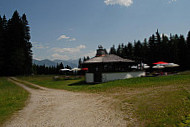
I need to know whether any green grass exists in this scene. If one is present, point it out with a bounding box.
[179,114,190,127]
[18,72,190,127]
[10,77,39,89]
[127,86,190,126]
[0,77,29,126]
[19,74,190,92]
[18,75,85,91]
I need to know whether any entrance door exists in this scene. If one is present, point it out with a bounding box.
[94,72,102,83]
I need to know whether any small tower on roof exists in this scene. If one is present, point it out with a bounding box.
[96,45,108,57]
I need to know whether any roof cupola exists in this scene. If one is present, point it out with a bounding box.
[96,45,107,57]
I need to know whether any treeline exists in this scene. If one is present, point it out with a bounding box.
[0,11,32,76]
[32,63,71,75]
[78,56,90,68]
[109,30,190,70]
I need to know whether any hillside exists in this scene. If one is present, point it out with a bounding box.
[19,72,190,127]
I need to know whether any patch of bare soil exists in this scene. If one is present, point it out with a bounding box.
[3,78,134,127]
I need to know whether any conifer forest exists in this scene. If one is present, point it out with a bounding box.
[0,11,32,76]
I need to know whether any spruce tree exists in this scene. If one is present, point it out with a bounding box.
[0,15,8,75]
[0,16,3,75]
[6,11,25,75]
[173,34,180,64]
[142,39,148,63]
[148,34,156,64]
[117,44,122,57]
[178,35,186,70]
[127,43,133,59]
[86,56,90,60]
[134,40,142,62]
[78,58,82,68]
[109,45,117,54]
[59,62,64,69]
[155,30,161,61]
[186,31,190,69]
[123,45,128,58]
[22,14,32,75]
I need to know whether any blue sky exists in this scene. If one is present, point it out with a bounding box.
[0,0,190,60]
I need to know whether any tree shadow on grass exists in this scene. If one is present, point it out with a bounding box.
[68,80,98,86]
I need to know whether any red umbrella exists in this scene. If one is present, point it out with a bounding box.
[153,61,168,65]
[82,68,88,71]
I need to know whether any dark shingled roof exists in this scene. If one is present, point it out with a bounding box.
[83,54,134,64]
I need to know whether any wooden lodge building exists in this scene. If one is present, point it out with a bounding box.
[82,46,145,83]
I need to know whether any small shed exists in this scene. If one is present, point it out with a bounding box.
[82,46,145,83]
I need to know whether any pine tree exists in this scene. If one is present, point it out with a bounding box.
[127,43,133,59]
[78,58,82,68]
[173,34,180,64]
[160,34,169,62]
[109,45,117,54]
[117,44,122,57]
[142,39,148,63]
[123,45,128,58]
[22,14,32,75]
[0,15,8,75]
[0,16,3,75]
[83,57,87,62]
[134,40,142,62]
[148,34,156,64]
[155,30,162,61]
[178,35,186,70]
[186,31,190,69]
[6,11,25,75]
[65,65,71,69]
[59,62,64,69]
[86,56,90,60]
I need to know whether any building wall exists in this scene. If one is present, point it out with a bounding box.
[85,73,94,83]
[85,71,145,83]
[102,71,145,82]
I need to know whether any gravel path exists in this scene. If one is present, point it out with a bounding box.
[3,78,127,127]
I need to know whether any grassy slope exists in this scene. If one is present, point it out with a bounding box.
[19,75,84,91]
[19,74,190,92]
[0,78,29,126]
[19,73,190,127]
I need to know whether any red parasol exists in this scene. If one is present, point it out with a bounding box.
[82,68,88,71]
[153,61,168,65]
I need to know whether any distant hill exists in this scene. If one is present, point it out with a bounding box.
[33,59,78,68]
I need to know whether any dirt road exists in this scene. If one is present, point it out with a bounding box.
[3,78,128,127]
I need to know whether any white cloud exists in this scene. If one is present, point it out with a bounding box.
[104,0,133,7]
[33,55,43,60]
[69,38,76,41]
[169,0,177,4]
[57,34,76,41]
[57,35,70,40]
[85,51,96,58]
[32,42,39,44]
[35,45,49,49]
[51,53,70,60]
[52,45,86,54]
[32,42,49,49]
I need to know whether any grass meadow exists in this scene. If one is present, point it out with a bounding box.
[18,72,190,127]
[0,77,29,126]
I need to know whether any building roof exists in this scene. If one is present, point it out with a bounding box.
[83,54,135,64]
